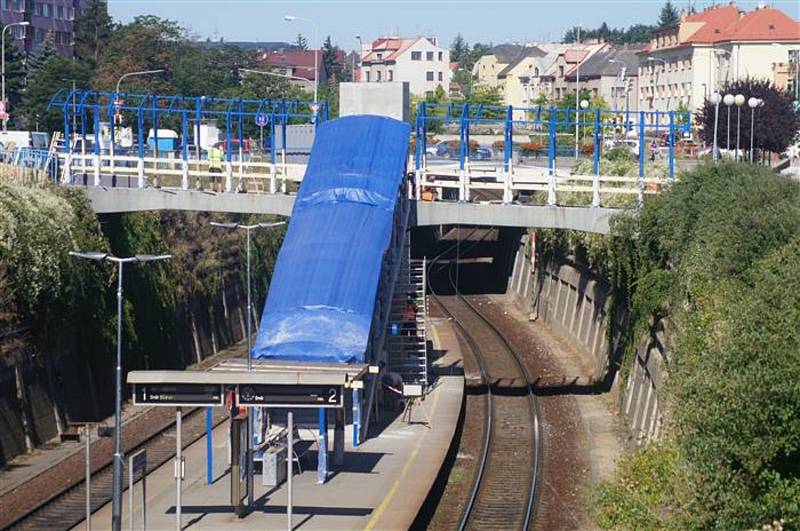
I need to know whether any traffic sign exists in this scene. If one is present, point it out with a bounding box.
[236,383,344,408]
[309,102,319,115]
[0,100,6,113]
[255,112,269,127]
[133,383,224,406]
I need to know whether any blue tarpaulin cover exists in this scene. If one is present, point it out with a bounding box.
[252,115,411,364]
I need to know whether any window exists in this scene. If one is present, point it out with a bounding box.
[426,71,434,81]
[438,72,443,81]
[34,1,41,14]
[377,70,382,82]
[388,70,393,81]
[56,5,63,18]
[377,53,382,60]
[42,2,50,16]
[558,65,564,77]
[426,51,433,61]
[411,51,421,60]
[13,0,22,12]
[365,71,370,82]
[438,51,443,61]
[68,6,74,19]
[1,0,7,11]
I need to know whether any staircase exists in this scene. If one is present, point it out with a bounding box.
[385,240,428,389]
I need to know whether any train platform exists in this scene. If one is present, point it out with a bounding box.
[78,321,464,530]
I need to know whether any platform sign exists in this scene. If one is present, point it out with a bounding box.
[236,384,344,408]
[133,383,224,407]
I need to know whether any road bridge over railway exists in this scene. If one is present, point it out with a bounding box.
[46,91,693,235]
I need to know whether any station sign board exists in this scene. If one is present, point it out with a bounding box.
[133,383,224,407]
[236,384,344,408]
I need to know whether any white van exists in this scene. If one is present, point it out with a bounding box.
[0,130,50,151]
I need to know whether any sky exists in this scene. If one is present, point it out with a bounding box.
[108,0,800,51]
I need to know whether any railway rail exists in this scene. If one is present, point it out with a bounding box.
[429,226,541,530]
[6,406,227,531]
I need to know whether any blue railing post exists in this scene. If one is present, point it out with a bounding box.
[270,109,276,165]
[137,109,144,188]
[638,111,646,178]
[181,111,189,189]
[593,109,601,175]
[459,104,468,171]
[548,106,557,175]
[668,111,675,180]
[654,109,660,133]
[415,102,423,170]
[504,105,512,172]
[206,407,213,485]
[93,102,100,186]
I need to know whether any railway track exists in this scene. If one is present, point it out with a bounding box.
[429,227,541,531]
[7,406,227,531]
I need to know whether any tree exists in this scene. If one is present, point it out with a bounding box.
[26,32,58,80]
[21,55,91,132]
[322,35,343,84]
[696,77,800,155]
[2,42,25,127]
[294,33,308,51]
[658,0,680,27]
[450,33,469,65]
[73,0,112,66]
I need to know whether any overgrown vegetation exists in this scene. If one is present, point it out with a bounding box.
[0,181,285,415]
[582,162,800,529]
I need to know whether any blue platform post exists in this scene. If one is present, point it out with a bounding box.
[415,103,422,170]
[270,108,276,165]
[317,408,328,484]
[225,110,232,192]
[136,109,144,188]
[194,97,202,188]
[206,407,213,485]
[668,111,675,180]
[352,388,361,447]
[92,102,100,186]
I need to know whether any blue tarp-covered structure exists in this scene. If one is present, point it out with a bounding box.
[252,115,411,364]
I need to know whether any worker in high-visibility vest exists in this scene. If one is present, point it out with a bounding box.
[208,143,224,191]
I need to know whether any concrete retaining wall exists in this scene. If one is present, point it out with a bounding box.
[0,275,254,466]
[507,234,667,444]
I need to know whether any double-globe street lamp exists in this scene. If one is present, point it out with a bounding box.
[284,15,318,108]
[209,221,285,509]
[748,96,764,163]
[68,252,172,531]
[723,93,735,152]
[734,93,745,161]
[1,21,29,131]
[709,92,721,161]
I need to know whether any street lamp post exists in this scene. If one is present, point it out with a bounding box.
[113,69,166,174]
[210,221,285,510]
[285,15,318,105]
[748,97,763,163]
[68,251,172,531]
[723,93,734,152]
[734,93,745,161]
[709,92,721,161]
[2,21,30,131]
[354,34,363,82]
[574,24,582,159]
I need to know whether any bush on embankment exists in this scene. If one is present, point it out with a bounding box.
[547,162,800,529]
[0,181,285,420]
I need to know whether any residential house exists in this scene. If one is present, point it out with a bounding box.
[638,4,800,117]
[472,44,526,87]
[563,45,642,112]
[264,49,344,93]
[496,46,547,110]
[358,36,451,95]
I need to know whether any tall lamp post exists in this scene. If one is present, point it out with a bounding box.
[748,97,763,163]
[723,93,734,153]
[285,15,318,106]
[354,34,363,82]
[734,93,745,161]
[709,92,721,161]
[69,251,172,531]
[113,69,166,164]
[574,24,582,159]
[2,21,29,131]
[210,221,285,509]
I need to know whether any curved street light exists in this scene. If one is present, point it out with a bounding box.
[709,92,721,161]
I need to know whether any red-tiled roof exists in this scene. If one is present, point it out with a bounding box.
[683,5,799,44]
[684,5,744,43]
[719,7,800,42]
[264,50,323,80]
[361,37,425,63]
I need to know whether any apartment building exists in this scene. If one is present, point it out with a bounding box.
[472,44,526,87]
[638,4,800,116]
[358,36,451,95]
[264,49,346,93]
[0,0,96,56]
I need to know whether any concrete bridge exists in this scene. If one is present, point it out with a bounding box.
[81,185,617,234]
